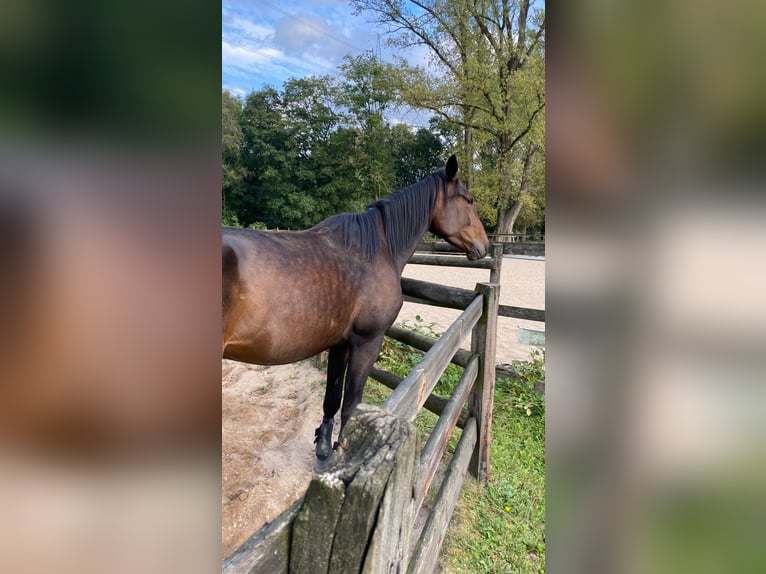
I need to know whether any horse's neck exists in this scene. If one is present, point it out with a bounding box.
[387,232,423,276]
[381,189,436,274]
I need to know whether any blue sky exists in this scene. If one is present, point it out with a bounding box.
[222,0,430,98]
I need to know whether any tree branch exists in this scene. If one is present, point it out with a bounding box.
[504,100,545,152]
[526,18,545,58]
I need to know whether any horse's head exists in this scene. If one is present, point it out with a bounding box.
[431,155,489,261]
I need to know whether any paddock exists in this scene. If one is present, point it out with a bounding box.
[221,244,545,567]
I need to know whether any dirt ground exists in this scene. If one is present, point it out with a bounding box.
[222,256,544,557]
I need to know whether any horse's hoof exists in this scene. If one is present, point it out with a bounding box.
[313,454,333,473]
[314,418,334,460]
[315,441,333,460]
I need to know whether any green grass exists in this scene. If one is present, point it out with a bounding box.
[363,320,546,573]
[440,367,545,573]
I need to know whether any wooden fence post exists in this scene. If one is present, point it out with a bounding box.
[469,282,499,484]
[290,405,418,574]
[488,243,503,285]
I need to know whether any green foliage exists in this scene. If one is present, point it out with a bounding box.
[350,0,545,233]
[220,53,447,228]
[221,208,239,228]
[221,3,545,234]
[503,348,545,417]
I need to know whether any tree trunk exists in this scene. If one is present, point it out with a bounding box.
[496,200,523,239]
[463,123,474,190]
[496,142,538,239]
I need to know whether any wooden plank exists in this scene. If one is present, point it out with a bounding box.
[498,304,545,322]
[416,241,462,253]
[400,277,475,310]
[222,497,302,574]
[386,324,546,394]
[289,469,346,573]
[368,367,469,428]
[384,325,473,368]
[290,405,416,574]
[408,253,494,269]
[488,243,504,285]
[415,356,478,512]
[382,296,482,421]
[402,294,434,306]
[469,283,499,484]
[408,418,478,574]
[402,278,545,322]
[361,412,419,574]
[416,240,544,256]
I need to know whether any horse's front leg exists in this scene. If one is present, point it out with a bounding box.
[315,343,349,460]
[337,333,386,449]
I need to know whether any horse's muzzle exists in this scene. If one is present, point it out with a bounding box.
[466,243,488,261]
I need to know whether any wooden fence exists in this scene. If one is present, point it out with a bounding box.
[223,242,542,574]
[421,237,545,257]
[486,233,545,243]
[411,242,545,323]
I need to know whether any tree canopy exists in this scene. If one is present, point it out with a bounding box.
[222,53,449,229]
[223,2,545,235]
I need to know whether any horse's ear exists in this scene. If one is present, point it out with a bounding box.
[446,154,458,180]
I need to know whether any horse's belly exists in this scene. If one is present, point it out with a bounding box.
[223,330,337,365]
[223,298,352,366]
[222,341,318,366]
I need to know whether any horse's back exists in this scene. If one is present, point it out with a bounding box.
[221,226,394,365]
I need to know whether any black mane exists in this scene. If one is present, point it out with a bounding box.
[313,169,446,262]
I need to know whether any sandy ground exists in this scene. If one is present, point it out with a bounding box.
[221,256,544,557]
[400,256,545,364]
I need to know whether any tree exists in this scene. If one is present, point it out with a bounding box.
[220,56,452,229]
[222,90,245,226]
[350,0,545,234]
[387,123,445,189]
[337,51,399,201]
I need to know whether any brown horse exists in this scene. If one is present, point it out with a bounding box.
[222,155,488,460]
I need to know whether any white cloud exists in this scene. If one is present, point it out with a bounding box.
[222,40,283,67]
[221,0,437,94]
[272,13,355,61]
[232,17,273,41]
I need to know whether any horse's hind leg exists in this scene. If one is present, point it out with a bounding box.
[315,343,349,459]
[338,333,385,445]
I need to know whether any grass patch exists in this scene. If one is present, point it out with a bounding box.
[363,318,545,573]
[440,357,545,573]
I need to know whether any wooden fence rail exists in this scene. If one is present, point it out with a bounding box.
[382,294,482,421]
[417,239,544,257]
[405,243,544,322]
[402,276,545,323]
[408,252,495,269]
[409,417,477,574]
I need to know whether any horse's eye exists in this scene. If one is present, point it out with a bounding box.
[466,196,474,205]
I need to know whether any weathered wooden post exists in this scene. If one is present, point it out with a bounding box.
[488,243,503,285]
[468,282,500,483]
[290,404,418,574]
